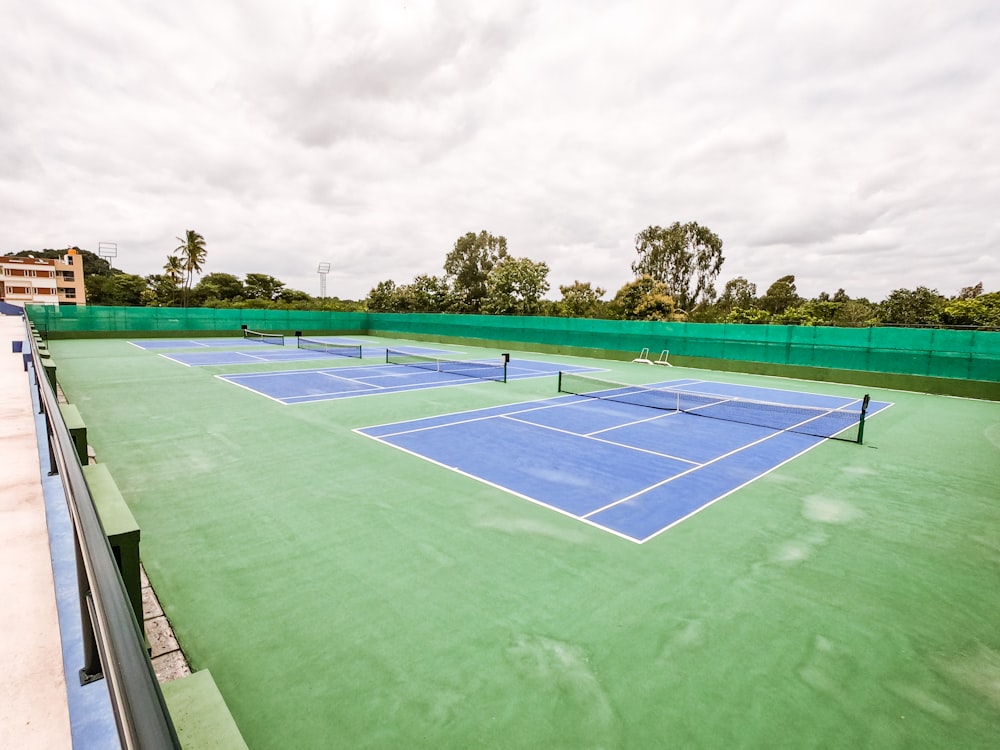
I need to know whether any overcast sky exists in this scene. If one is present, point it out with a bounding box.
[3,0,998,303]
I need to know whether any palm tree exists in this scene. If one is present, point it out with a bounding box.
[175,230,207,306]
[163,255,184,305]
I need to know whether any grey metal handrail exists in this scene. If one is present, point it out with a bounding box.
[26,320,180,749]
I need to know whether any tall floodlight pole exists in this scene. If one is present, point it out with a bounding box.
[98,242,118,265]
[317,262,331,298]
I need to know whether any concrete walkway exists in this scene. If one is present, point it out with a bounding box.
[0,314,71,749]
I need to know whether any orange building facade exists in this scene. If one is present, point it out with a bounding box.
[1,249,87,306]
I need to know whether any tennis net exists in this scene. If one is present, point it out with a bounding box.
[558,372,870,443]
[242,328,285,346]
[386,349,507,383]
[296,336,362,359]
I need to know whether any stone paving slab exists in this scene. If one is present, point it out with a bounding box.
[0,314,71,749]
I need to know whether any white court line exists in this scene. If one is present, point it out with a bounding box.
[500,414,699,465]
[582,414,822,520]
[637,435,832,543]
[317,370,388,389]
[351,429,640,544]
[212,375,289,404]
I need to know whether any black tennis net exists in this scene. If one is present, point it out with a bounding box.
[296,337,362,359]
[558,372,870,443]
[242,328,285,346]
[386,349,507,383]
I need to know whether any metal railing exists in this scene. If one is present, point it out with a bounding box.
[26,320,181,749]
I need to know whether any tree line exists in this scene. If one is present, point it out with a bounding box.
[364,225,999,328]
[5,224,998,328]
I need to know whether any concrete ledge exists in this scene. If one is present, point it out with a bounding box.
[82,463,142,624]
[160,670,248,750]
[58,403,88,465]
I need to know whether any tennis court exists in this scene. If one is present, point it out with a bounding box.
[215,353,595,404]
[43,334,1000,749]
[155,341,446,367]
[128,337,285,350]
[359,378,891,542]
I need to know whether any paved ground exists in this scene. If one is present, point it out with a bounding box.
[0,314,71,749]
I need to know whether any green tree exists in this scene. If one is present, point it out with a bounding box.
[405,274,452,312]
[833,299,878,327]
[726,307,771,324]
[878,287,944,326]
[957,282,983,299]
[558,281,606,318]
[608,276,676,320]
[86,273,148,306]
[940,292,1000,327]
[366,280,400,312]
[715,276,757,317]
[143,273,180,306]
[482,257,550,315]
[276,288,313,304]
[175,230,207,307]
[631,222,724,313]
[759,275,801,315]
[243,273,285,301]
[798,299,839,325]
[773,305,819,326]
[84,275,113,305]
[444,230,509,312]
[161,255,184,305]
[193,273,245,305]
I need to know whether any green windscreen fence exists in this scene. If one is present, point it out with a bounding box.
[368,313,1000,383]
[27,305,368,335]
[27,306,1000,384]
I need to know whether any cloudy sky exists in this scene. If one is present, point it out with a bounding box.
[3,0,998,303]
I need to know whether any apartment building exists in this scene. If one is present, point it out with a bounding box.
[0,249,87,306]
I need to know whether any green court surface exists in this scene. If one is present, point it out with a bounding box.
[50,336,1000,749]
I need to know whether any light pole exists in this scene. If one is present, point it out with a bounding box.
[317,262,331,298]
[98,242,118,266]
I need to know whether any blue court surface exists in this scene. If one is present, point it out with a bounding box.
[155,342,442,367]
[129,337,282,350]
[216,358,595,404]
[356,378,893,543]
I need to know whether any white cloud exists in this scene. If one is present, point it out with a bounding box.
[1,0,998,302]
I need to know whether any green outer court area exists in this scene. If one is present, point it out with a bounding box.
[47,325,999,748]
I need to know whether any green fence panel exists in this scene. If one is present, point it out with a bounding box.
[931,328,975,354]
[868,326,935,351]
[797,332,829,368]
[932,351,974,379]
[819,327,873,371]
[968,351,1000,381]
[694,324,729,341]
[971,330,1000,355]
[25,307,998,384]
[25,306,373,336]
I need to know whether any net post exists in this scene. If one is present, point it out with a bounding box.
[856,394,871,444]
[557,371,563,393]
